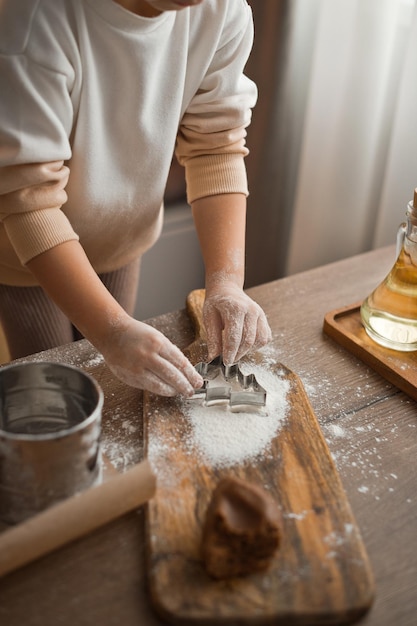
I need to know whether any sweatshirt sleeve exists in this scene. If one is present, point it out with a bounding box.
[0,29,78,265]
[0,162,79,265]
[175,0,257,203]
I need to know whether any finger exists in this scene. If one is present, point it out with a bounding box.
[222,310,245,365]
[107,361,178,396]
[141,361,196,397]
[203,306,223,361]
[254,313,273,348]
[233,311,259,362]
[139,370,179,396]
[156,346,203,395]
[159,343,203,386]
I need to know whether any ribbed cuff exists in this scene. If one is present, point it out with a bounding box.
[185,153,248,204]
[4,207,79,265]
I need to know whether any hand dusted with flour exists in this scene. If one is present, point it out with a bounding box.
[203,284,272,365]
[98,315,202,397]
[192,194,272,366]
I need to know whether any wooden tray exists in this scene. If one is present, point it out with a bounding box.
[144,362,375,625]
[323,302,417,401]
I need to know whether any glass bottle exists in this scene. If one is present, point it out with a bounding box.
[360,188,417,351]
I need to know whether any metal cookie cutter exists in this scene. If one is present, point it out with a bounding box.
[191,356,267,409]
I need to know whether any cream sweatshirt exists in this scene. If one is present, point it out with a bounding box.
[0,0,256,286]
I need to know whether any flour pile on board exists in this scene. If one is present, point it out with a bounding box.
[182,363,290,467]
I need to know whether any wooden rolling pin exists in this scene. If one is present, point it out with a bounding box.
[0,459,156,578]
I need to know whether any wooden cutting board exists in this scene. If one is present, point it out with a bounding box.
[144,290,375,625]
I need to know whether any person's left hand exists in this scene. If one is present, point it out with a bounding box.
[203,283,272,364]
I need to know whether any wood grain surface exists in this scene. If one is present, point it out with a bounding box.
[323,303,417,401]
[143,291,375,625]
[2,246,416,626]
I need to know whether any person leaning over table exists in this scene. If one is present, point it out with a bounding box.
[0,0,272,397]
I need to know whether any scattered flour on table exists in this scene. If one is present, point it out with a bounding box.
[326,423,347,438]
[256,343,414,504]
[180,363,290,468]
[83,353,104,368]
[101,404,142,472]
[320,403,416,502]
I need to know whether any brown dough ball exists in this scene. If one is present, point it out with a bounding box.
[201,477,282,579]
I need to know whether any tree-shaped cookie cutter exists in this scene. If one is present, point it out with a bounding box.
[191,356,267,409]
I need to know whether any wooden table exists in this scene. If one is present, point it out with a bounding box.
[0,245,415,626]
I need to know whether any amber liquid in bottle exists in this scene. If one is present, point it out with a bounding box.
[361,189,417,351]
[361,246,417,351]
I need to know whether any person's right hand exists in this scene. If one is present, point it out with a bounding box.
[25,241,202,396]
[98,316,203,396]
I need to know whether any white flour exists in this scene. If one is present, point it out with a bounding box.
[180,363,290,467]
[101,405,142,472]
